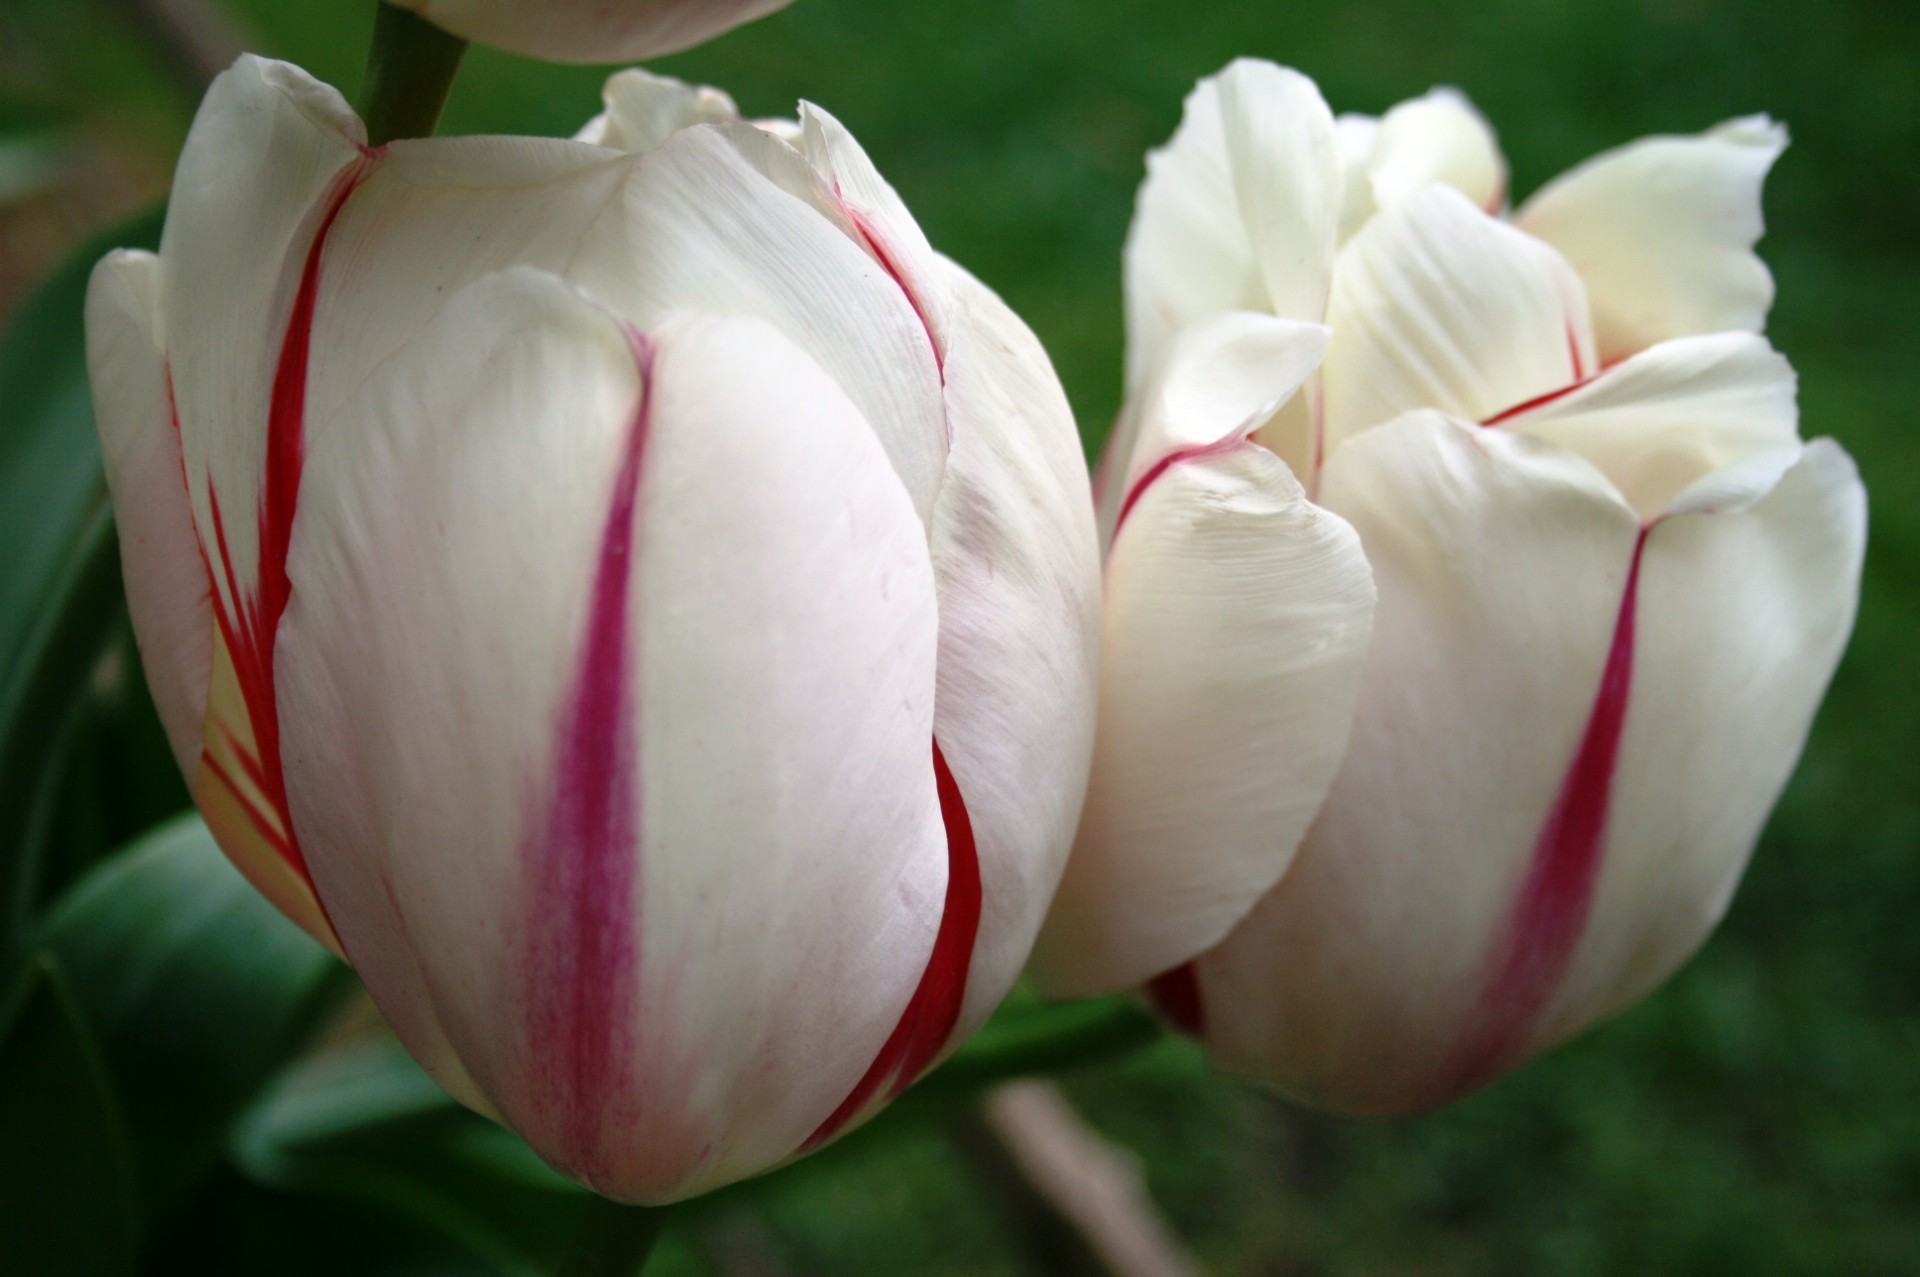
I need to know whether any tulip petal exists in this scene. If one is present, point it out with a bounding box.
[1032,441,1375,997]
[160,54,365,616]
[1516,117,1786,362]
[1321,184,1595,448]
[278,269,947,1203]
[390,0,794,63]
[1193,411,1640,1114]
[1331,114,1381,238]
[577,69,740,150]
[1124,59,1341,388]
[568,123,950,522]
[85,250,210,779]
[162,58,627,956]
[1365,87,1508,213]
[1494,332,1799,520]
[917,259,1102,1040]
[795,103,950,361]
[1100,311,1329,544]
[1536,439,1864,1045]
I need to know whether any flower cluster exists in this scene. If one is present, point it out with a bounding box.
[85,20,1863,1204]
[1038,60,1865,1115]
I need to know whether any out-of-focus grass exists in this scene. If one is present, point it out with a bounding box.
[3,0,1916,1272]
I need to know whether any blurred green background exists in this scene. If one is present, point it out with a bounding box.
[1,0,1915,1273]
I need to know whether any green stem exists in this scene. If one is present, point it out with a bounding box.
[357,2,467,146]
[558,1197,673,1277]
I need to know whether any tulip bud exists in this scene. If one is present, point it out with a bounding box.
[388,0,795,63]
[1036,59,1865,1115]
[86,57,1098,1200]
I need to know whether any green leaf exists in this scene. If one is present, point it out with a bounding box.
[149,1169,515,1277]
[0,955,140,1277]
[0,204,161,679]
[35,812,350,1224]
[2,508,126,947]
[0,205,165,953]
[234,1032,589,1276]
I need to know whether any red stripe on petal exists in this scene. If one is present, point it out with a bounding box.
[1480,374,1595,427]
[1147,962,1205,1037]
[190,159,371,900]
[521,329,656,1189]
[1482,324,1597,427]
[1447,526,1649,1097]
[804,739,983,1151]
[1112,435,1251,537]
[1565,322,1589,383]
[841,194,944,377]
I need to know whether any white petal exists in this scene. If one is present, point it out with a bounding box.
[391,0,794,63]
[1516,116,1786,362]
[1366,87,1508,213]
[791,102,953,371]
[1124,60,1342,388]
[1217,63,1343,328]
[278,270,947,1202]
[568,123,950,522]
[1101,310,1329,546]
[1332,113,1381,238]
[156,62,656,962]
[1536,440,1864,1046]
[577,69,739,150]
[1496,331,1800,520]
[1032,442,1375,997]
[159,55,366,613]
[1194,412,1640,1114]
[924,260,1102,1041]
[1321,184,1595,448]
[86,249,211,780]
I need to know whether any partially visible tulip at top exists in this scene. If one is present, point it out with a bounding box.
[1034,59,1866,1115]
[388,0,794,62]
[85,56,1099,1200]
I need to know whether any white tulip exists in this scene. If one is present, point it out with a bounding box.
[1036,59,1865,1115]
[86,58,1098,1199]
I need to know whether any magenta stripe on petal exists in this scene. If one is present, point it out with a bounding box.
[802,739,982,1152]
[522,328,656,1188]
[194,157,371,906]
[1446,526,1650,1099]
[1112,435,1251,538]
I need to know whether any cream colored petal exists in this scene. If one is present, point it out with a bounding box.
[1516,116,1786,361]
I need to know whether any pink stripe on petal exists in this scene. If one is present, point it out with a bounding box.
[1445,526,1649,1099]
[803,739,982,1151]
[1482,323,1596,427]
[521,329,656,1190]
[193,158,372,902]
[1565,322,1589,383]
[840,193,944,377]
[1112,435,1251,538]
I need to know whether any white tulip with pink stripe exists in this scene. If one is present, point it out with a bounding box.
[1034,59,1865,1114]
[86,58,1098,1199]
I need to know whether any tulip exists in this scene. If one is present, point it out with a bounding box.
[1034,59,1866,1115]
[86,57,1098,1199]
[387,0,794,64]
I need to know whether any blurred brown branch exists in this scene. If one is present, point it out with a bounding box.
[961,1080,1200,1277]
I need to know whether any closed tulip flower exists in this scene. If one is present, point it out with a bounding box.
[388,0,794,63]
[86,57,1098,1199]
[1034,59,1865,1115]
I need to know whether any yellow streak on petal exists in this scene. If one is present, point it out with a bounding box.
[194,629,346,959]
